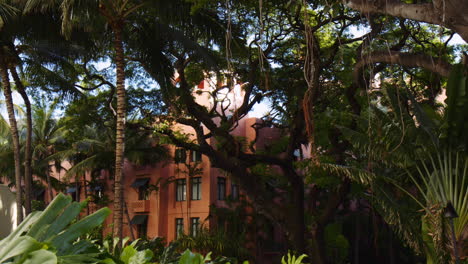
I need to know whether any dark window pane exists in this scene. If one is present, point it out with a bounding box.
[176,218,184,239]
[176,179,186,201]
[67,186,80,202]
[131,215,148,238]
[190,217,200,236]
[137,178,150,200]
[191,151,202,162]
[174,148,186,163]
[217,177,226,200]
[191,177,202,200]
[231,184,239,200]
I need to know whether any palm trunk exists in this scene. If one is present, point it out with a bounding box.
[46,149,54,201]
[0,59,24,223]
[75,176,79,202]
[112,22,126,239]
[83,173,89,215]
[10,66,32,215]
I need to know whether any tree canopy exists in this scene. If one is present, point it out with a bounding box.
[0,0,467,263]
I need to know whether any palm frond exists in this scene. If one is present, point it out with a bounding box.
[315,162,376,185]
[0,2,18,29]
[402,150,468,240]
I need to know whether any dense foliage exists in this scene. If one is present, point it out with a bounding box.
[0,0,467,263]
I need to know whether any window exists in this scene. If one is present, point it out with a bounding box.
[130,215,148,238]
[174,148,186,163]
[217,216,226,231]
[137,223,148,238]
[190,217,200,237]
[231,184,239,200]
[94,186,104,199]
[191,151,202,162]
[191,177,202,200]
[175,218,184,239]
[67,186,80,202]
[33,187,45,201]
[138,185,149,200]
[217,177,226,200]
[131,178,150,200]
[176,179,186,201]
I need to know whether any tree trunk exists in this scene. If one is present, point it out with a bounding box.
[46,166,54,201]
[124,202,135,240]
[112,22,126,239]
[344,0,468,42]
[0,59,24,223]
[46,149,54,202]
[75,177,80,202]
[310,228,326,264]
[10,66,32,215]
[290,178,306,253]
[83,173,89,215]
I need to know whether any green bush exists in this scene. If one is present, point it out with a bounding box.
[0,193,110,263]
[1,193,306,264]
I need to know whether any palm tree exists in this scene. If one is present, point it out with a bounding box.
[1,1,25,223]
[0,114,14,184]
[0,0,86,215]
[337,64,468,262]
[0,45,24,223]
[23,0,150,238]
[31,100,65,202]
[23,0,224,238]
[0,1,17,28]
[9,61,33,215]
[52,114,168,221]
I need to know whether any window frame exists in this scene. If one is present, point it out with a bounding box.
[175,179,187,201]
[191,177,202,200]
[137,179,150,200]
[191,150,202,162]
[231,183,239,200]
[137,220,148,238]
[190,217,200,237]
[175,218,184,239]
[174,148,187,164]
[217,177,226,200]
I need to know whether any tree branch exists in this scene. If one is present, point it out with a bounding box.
[354,51,452,80]
[344,0,468,42]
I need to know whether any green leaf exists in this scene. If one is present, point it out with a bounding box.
[99,258,117,264]
[43,201,85,242]
[58,253,101,264]
[0,236,43,263]
[27,193,72,238]
[0,211,41,250]
[128,249,154,264]
[179,249,203,264]
[60,239,100,255]
[50,207,111,252]
[120,245,137,263]
[22,249,57,264]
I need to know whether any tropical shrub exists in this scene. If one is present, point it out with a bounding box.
[0,193,110,263]
[281,252,308,264]
[400,150,468,263]
[99,239,154,264]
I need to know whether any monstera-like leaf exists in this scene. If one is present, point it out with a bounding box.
[0,193,110,263]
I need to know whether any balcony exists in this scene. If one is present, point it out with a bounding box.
[131,200,150,213]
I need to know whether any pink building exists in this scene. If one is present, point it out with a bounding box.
[98,116,273,242]
[3,77,288,261]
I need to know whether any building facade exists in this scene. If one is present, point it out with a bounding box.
[2,77,288,262]
[99,116,266,242]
